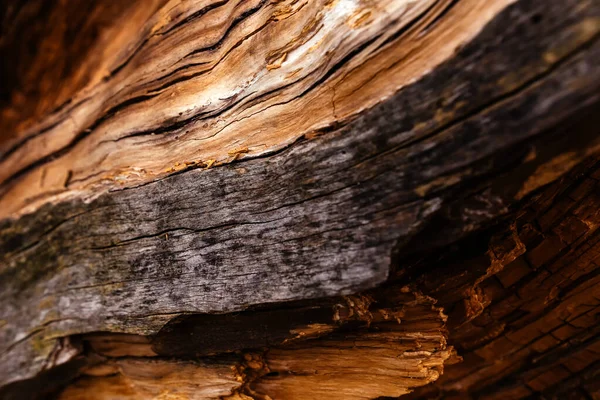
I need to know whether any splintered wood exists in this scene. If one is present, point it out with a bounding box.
[0,0,514,219]
[402,159,600,400]
[1,0,599,398]
[58,292,450,400]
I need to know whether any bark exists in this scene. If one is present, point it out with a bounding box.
[0,0,599,398]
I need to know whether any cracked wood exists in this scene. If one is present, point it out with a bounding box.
[1,0,600,397]
[0,0,512,218]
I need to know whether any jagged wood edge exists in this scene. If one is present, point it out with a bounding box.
[0,0,599,389]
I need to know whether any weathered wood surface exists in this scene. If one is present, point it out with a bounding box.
[0,0,512,219]
[5,159,600,398]
[50,291,450,400]
[401,156,600,399]
[1,0,600,397]
[0,290,450,399]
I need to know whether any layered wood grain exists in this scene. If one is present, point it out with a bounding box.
[1,0,599,398]
[2,291,450,399]
[402,157,600,400]
[0,0,515,219]
[71,292,449,400]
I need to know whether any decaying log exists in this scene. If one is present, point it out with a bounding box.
[398,156,600,400]
[51,291,450,400]
[0,0,599,398]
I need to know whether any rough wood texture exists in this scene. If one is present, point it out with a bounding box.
[0,0,513,219]
[1,0,599,398]
[56,292,450,400]
[1,291,450,399]
[400,157,600,400]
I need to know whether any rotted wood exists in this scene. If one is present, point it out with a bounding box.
[400,156,600,400]
[52,290,450,400]
[0,0,599,398]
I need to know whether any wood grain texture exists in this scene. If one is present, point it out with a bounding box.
[55,290,450,400]
[0,0,167,141]
[1,0,600,395]
[399,157,600,399]
[58,357,243,400]
[0,0,513,218]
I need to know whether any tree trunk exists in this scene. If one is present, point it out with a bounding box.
[0,0,599,398]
